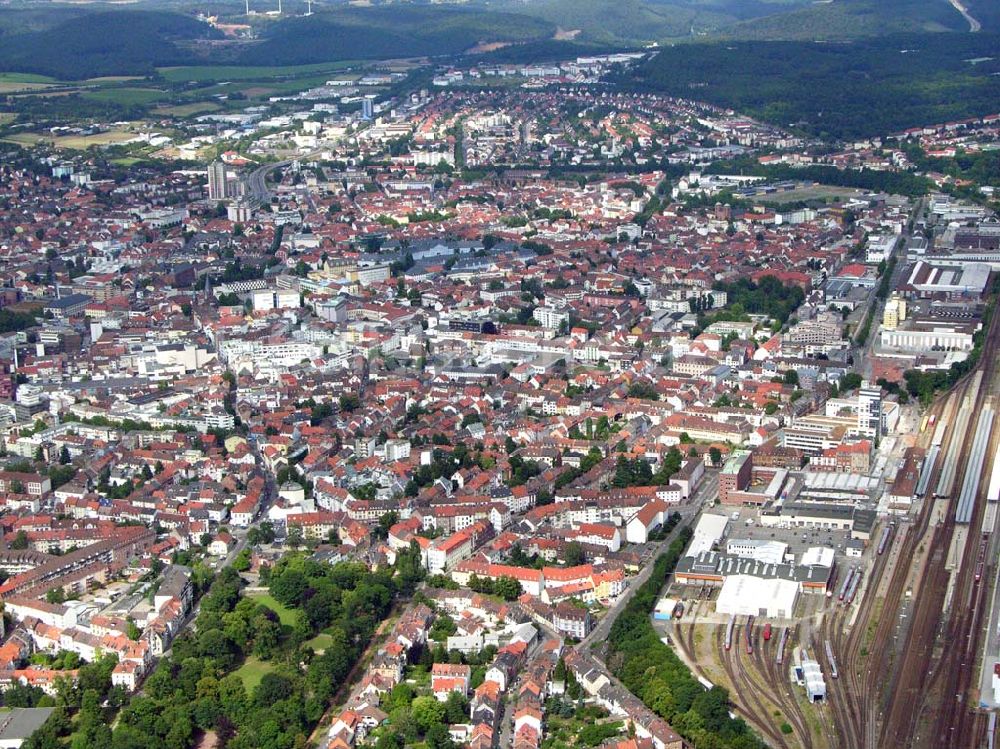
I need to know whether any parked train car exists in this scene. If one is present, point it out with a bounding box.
[826,562,838,598]
[976,538,988,583]
[839,568,856,602]
[845,571,861,604]
[825,640,839,679]
[877,524,893,555]
[776,627,788,665]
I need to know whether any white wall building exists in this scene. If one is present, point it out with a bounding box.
[715,575,799,619]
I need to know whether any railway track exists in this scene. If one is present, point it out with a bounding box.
[851,524,912,748]
[715,624,793,749]
[880,306,1000,748]
[754,624,814,749]
[816,516,903,749]
[815,367,969,748]
[816,610,861,748]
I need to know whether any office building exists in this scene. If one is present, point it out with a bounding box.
[361,96,375,121]
[207,161,229,201]
[857,382,882,439]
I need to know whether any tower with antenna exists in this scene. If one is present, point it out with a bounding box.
[305,0,312,15]
[245,0,250,15]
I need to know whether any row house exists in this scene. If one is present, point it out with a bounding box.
[425,520,494,574]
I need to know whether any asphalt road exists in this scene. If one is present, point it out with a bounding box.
[859,198,924,381]
[245,148,328,204]
[497,635,549,748]
[580,471,718,652]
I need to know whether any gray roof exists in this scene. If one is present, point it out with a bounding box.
[677,551,833,585]
[44,293,92,310]
[0,707,55,741]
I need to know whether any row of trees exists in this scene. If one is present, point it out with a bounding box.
[606,526,766,749]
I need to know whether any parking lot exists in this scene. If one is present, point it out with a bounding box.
[710,503,859,570]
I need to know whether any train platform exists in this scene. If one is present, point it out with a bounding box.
[978,547,1000,707]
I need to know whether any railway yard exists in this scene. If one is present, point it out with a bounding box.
[660,306,1000,749]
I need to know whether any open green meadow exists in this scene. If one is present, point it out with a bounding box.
[247,592,298,626]
[233,656,275,692]
[82,87,166,106]
[157,61,357,83]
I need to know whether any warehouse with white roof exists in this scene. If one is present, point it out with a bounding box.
[685,513,729,557]
[715,575,799,619]
[726,539,788,565]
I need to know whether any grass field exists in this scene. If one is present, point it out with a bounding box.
[760,185,868,205]
[157,61,357,83]
[111,156,146,166]
[0,132,45,146]
[85,75,144,83]
[305,632,334,653]
[0,81,54,93]
[0,72,56,84]
[153,101,221,117]
[234,656,275,693]
[248,592,298,626]
[0,114,14,125]
[82,87,165,106]
[54,130,137,149]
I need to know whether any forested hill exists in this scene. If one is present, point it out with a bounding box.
[236,6,556,66]
[499,0,985,43]
[0,5,558,78]
[0,11,221,79]
[619,33,1000,140]
[716,0,971,40]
